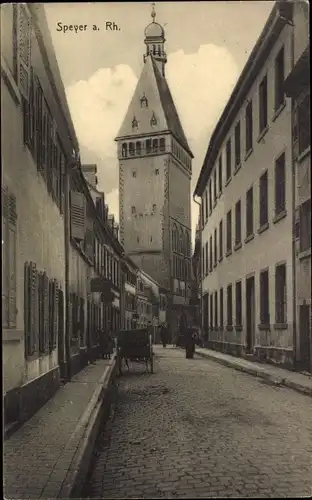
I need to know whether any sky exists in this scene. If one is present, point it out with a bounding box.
[45,1,275,245]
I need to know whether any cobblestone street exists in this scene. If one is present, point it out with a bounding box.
[84,347,312,499]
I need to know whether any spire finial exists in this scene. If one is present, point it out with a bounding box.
[151,3,156,22]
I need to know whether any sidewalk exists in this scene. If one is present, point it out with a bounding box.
[4,355,117,500]
[195,347,312,397]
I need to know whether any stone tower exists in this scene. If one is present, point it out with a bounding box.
[115,5,194,334]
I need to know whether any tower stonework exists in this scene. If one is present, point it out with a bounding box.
[116,8,193,334]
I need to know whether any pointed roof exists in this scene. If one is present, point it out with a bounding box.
[115,55,193,158]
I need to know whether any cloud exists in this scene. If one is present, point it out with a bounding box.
[65,44,239,244]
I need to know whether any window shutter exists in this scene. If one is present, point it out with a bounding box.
[68,293,73,345]
[53,280,58,349]
[70,191,86,241]
[17,4,31,100]
[38,271,44,353]
[36,78,44,171]
[48,279,53,352]
[30,262,38,355]
[24,262,31,356]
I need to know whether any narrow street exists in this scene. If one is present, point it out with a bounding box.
[84,347,312,499]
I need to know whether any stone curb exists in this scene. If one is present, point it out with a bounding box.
[195,350,312,398]
[58,355,118,499]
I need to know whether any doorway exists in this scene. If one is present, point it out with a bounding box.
[246,276,255,353]
[299,304,311,373]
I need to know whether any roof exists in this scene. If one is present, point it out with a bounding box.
[151,57,193,157]
[115,55,193,158]
[193,1,293,197]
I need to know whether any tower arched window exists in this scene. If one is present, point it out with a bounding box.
[160,138,165,152]
[129,142,135,156]
[179,227,184,253]
[122,143,127,157]
[158,45,161,56]
[152,138,158,152]
[153,44,156,55]
[146,139,151,154]
[172,224,178,252]
[136,141,141,156]
[185,232,190,257]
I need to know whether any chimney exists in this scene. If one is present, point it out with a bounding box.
[81,164,98,189]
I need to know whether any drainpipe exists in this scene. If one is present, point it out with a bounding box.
[193,195,202,334]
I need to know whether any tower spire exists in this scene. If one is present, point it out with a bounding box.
[151,3,156,23]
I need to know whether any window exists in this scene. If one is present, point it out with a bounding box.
[226,210,232,253]
[235,122,241,167]
[136,141,141,155]
[259,75,268,133]
[227,284,233,327]
[121,143,127,157]
[213,169,217,204]
[300,199,311,252]
[129,142,135,156]
[208,181,212,213]
[155,169,159,175]
[131,206,136,214]
[210,293,213,329]
[140,94,148,108]
[205,241,208,276]
[245,100,253,153]
[205,190,208,221]
[146,139,151,154]
[203,293,209,334]
[298,94,311,154]
[275,47,284,111]
[226,139,231,181]
[214,291,218,329]
[220,288,224,329]
[259,171,268,227]
[209,236,213,271]
[218,156,223,194]
[235,281,242,327]
[260,269,270,325]
[150,113,157,126]
[132,170,136,178]
[274,153,286,216]
[214,228,217,266]
[152,204,156,213]
[275,263,287,324]
[152,138,158,152]
[132,117,138,129]
[235,200,241,245]
[160,137,165,152]
[219,220,223,260]
[246,187,254,237]
[2,187,17,328]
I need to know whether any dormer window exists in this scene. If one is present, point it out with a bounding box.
[150,112,157,127]
[131,206,136,214]
[140,94,148,108]
[132,170,136,178]
[132,116,138,130]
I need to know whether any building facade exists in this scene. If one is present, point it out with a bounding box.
[284,1,311,373]
[194,2,295,368]
[115,8,193,336]
[2,3,76,427]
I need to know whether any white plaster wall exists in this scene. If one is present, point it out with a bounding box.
[201,24,294,351]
